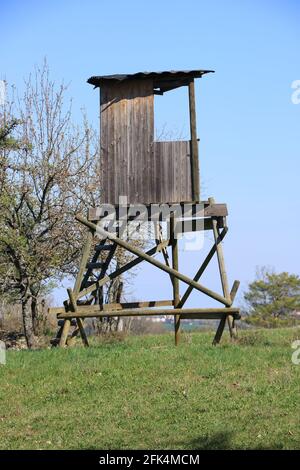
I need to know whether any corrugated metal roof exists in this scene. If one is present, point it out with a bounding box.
[87,70,214,91]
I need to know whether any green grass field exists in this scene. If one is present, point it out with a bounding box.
[0,328,300,450]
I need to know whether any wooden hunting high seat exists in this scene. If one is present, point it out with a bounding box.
[50,70,240,347]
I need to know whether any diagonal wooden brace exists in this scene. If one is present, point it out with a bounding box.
[67,288,89,347]
[75,215,232,307]
[77,239,170,300]
[177,227,228,309]
[212,279,240,345]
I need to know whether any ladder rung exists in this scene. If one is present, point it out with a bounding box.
[86,262,105,269]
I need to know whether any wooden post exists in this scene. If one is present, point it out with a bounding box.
[74,229,94,294]
[73,228,103,346]
[188,79,200,201]
[209,197,237,340]
[212,281,240,345]
[59,319,71,347]
[170,215,180,345]
[229,280,240,337]
[67,288,89,347]
[77,318,89,347]
[155,222,173,286]
[212,315,227,345]
[57,229,93,347]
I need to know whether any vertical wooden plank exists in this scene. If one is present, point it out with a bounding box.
[168,141,173,202]
[173,141,178,202]
[188,80,200,201]
[186,140,192,201]
[114,83,120,204]
[128,81,135,203]
[155,140,161,203]
[149,88,155,204]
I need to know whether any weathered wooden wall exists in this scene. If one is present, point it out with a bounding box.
[153,141,192,203]
[100,79,193,204]
[100,79,154,205]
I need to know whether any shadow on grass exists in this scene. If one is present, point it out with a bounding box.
[164,432,285,450]
[172,432,233,450]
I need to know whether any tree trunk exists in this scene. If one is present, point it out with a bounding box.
[0,303,3,330]
[22,296,38,349]
[31,295,39,336]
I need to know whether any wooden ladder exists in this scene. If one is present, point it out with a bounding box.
[51,234,117,347]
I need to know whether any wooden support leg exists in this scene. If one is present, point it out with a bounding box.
[67,288,89,347]
[209,197,237,342]
[67,327,80,347]
[55,230,93,348]
[77,318,89,347]
[212,281,239,345]
[212,222,235,340]
[170,216,180,345]
[212,315,227,345]
[59,319,71,347]
[155,221,174,287]
[228,280,240,338]
[74,229,94,293]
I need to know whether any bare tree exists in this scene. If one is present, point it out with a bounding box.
[0,62,148,347]
[0,62,99,348]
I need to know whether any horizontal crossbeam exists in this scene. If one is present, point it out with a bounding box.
[49,299,174,315]
[57,307,240,319]
[88,203,228,221]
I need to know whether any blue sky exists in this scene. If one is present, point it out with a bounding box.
[1,0,299,307]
